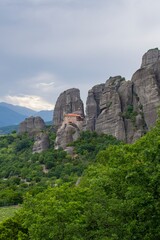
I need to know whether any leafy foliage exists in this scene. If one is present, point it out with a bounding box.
[2,121,160,239]
[8,119,160,239]
[0,130,120,207]
[70,131,121,159]
[122,104,138,124]
[0,218,29,240]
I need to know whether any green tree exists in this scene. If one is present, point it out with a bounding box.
[0,218,29,240]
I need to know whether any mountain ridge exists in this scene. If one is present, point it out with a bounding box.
[0,105,27,127]
[0,102,53,128]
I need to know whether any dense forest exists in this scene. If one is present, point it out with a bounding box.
[0,119,160,239]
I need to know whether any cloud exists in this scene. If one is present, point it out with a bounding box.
[15,72,58,99]
[38,82,54,87]
[0,70,71,110]
[0,0,159,70]
[0,1,121,59]
[24,72,55,92]
[0,0,160,111]
[4,94,54,111]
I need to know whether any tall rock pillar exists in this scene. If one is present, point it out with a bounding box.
[53,88,84,129]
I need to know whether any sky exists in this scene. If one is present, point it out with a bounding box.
[0,0,160,111]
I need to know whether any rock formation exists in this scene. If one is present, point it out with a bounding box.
[54,48,160,147]
[54,123,81,150]
[18,116,49,153]
[54,112,84,150]
[132,48,160,130]
[85,84,105,131]
[95,76,127,141]
[53,88,84,129]
[32,132,50,153]
[18,116,45,136]
[85,48,160,143]
[53,88,85,150]
[141,48,160,68]
[85,76,146,143]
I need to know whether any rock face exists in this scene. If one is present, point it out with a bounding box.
[18,116,49,153]
[54,48,160,146]
[33,132,50,153]
[53,88,85,150]
[85,84,105,131]
[132,49,160,130]
[53,88,84,129]
[18,116,45,135]
[86,76,146,143]
[141,48,160,68]
[85,48,160,143]
[95,76,126,141]
[55,111,84,149]
[55,123,82,150]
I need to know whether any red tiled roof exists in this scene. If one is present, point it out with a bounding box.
[64,113,81,117]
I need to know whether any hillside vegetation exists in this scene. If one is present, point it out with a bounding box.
[0,120,160,239]
[0,129,120,207]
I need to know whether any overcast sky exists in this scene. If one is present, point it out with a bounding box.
[0,0,160,110]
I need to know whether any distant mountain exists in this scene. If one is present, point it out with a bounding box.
[35,110,53,122]
[0,102,36,116]
[0,105,27,127]
[0,102,53,128]
[0,124,19,135]
[0,121,53,135]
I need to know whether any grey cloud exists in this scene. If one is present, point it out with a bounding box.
[0,0,160,109]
